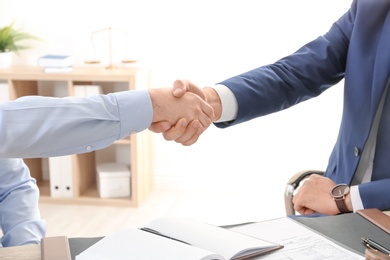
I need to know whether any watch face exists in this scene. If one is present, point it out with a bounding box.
[331,184,349,198]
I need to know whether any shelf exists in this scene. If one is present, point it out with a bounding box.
[1,66,154,207]
[37,180,50,197]
[39,182,136,207]
[0,66,146,82]
[114,136,131,145]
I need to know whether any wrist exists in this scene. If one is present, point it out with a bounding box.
[331,183,352,214]
[149,88,166,123]
[204,87,222,121]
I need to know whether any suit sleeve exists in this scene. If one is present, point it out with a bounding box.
[359,179,390,209]
[215,0,356,128]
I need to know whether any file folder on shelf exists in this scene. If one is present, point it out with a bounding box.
[49,156,73,198]
[73,85,102,97]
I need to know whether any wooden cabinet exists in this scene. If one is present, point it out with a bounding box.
[0,66,154,207]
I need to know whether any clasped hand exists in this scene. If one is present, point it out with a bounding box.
[149,80,218,145]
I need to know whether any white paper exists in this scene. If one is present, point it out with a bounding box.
[75,228,222,260]
[230,217,365,260]
[145,217,280,259]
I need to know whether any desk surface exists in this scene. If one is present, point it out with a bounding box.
[293,211,390,256]
[2,212,389,259]
[0,244,40,260]
[0,237,103,260]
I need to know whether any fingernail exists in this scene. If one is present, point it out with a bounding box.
[162,123,171,131]
[173,88,183,96]
[192,121,200,128]
[181,119,188,127]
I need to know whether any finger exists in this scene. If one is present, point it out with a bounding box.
[172,80,186,97]
[180,125,204,146]
[181,132,201,146]
[302,209,316,215]
[199,102,215,126]
[196,113,212,131]
[162,118,189,141]
[173,79,206,100]
[189,93,214,128]
[297,208,315,215]
[294,194,317,215]
[174,120,203,144]
[148,121,172,133]
[294,201,314,215]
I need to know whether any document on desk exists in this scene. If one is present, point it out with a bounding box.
[75,217,282,260]
[230,217,364,260]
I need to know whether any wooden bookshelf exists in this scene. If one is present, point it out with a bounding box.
[0,66,154,207]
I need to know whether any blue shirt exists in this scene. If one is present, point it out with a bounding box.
[0,90,152,247]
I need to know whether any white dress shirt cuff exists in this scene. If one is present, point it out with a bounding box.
[212,84,238,123]
[350,185,364,212]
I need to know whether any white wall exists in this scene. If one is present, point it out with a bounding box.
[1,0,352,219]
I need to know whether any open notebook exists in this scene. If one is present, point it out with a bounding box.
[75,217,283,260]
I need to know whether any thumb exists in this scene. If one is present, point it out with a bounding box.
[148,121,171,133]
[173,79,206,100]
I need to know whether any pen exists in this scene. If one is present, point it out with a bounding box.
[139,227,191,245]
[361,237,390,256]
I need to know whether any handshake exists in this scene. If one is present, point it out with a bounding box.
[148,79,222,146]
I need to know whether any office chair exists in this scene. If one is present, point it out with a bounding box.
[284,170,324,216]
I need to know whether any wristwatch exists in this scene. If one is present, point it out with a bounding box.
[331,184,351,214]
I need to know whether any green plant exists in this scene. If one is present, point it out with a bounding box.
[0,21,39,54]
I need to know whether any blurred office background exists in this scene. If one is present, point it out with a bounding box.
[0,0,351,236]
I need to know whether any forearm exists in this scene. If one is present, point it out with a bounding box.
[0,90,152,158]
[0,158,46,246]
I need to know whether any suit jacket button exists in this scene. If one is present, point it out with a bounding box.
[354,147,360,156]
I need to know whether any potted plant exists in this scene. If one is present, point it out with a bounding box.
[0,21,39,68]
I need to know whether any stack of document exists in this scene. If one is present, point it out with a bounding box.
[38,54,73,73]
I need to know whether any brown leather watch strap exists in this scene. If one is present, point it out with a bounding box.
[334,197,350,214]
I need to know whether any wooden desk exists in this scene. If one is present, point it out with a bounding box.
[1,211,389,259]
[0,244,40,260]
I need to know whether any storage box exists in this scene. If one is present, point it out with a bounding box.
[96,163,131,198]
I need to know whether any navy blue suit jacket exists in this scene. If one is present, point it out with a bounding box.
[216,0,390,210]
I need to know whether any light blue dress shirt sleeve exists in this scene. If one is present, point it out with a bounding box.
[0,158,46,247]
[0,89,153,158]
[0,89,153,247]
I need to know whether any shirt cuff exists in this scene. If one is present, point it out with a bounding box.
[350,185,364,212]
[113,89,153,138]
[212,84,238,123]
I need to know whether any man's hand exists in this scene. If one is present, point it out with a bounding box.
[148,87,214,143]
[149,79,222,146]
[172,80,222,120]
[292,174,352,215]
[171,79,207,100]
